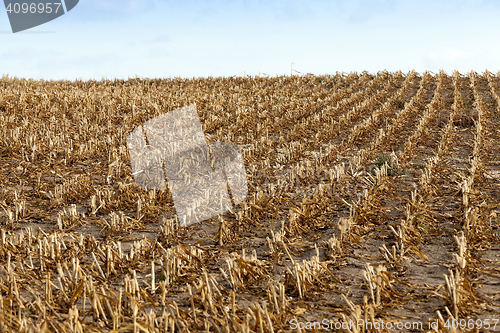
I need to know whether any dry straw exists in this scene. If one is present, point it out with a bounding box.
[0,71,498,331]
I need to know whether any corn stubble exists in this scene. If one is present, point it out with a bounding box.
[0,71,499,332]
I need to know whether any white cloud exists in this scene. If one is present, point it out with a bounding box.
[67,0,156,21]
[273,0,314,21]
[91,0,154,14]
[420,47,499,73]
[148,33,170,44]
[148,47,173,58]
[1,47,39,60]
[429,48,473,61]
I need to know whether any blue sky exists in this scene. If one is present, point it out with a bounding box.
[1,0,499,80]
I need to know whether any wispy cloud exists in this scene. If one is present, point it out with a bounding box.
[148,33,170,44]
[148,48,173,58]
[1,47,40,60]
[435,48,472,61]
[1,48,121,79]
[273,0,315,21]
[346,0,399,24]
[91,0,155,14]
[68,0,156,21]
[422,47,480,72]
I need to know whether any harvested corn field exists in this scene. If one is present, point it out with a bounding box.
[0,70,499,332]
